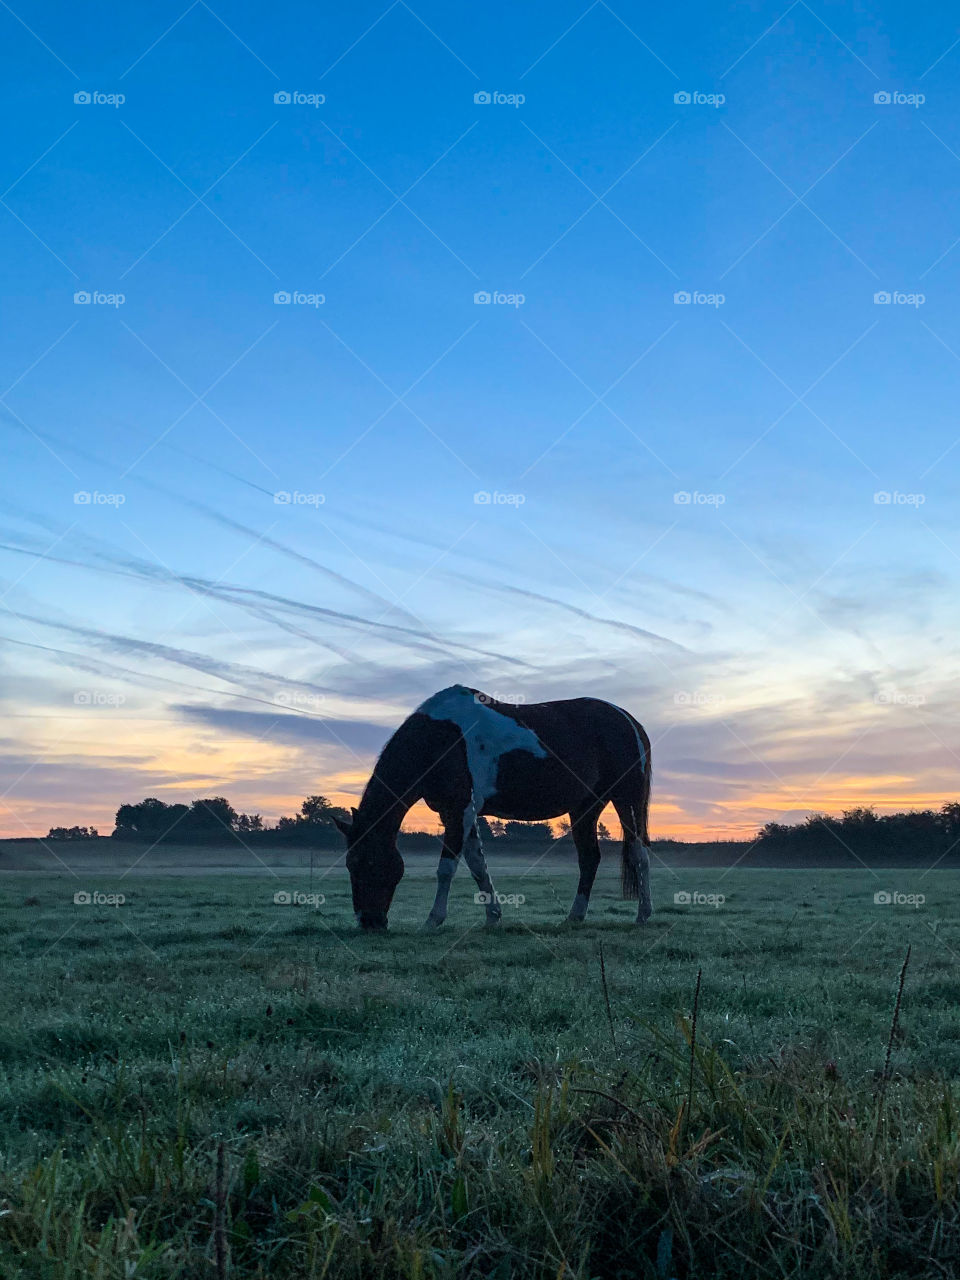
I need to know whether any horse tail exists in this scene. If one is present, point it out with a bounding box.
[619,716,651,900]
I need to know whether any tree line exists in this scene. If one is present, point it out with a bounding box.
[44,797,610,848]
[757,804,960,856]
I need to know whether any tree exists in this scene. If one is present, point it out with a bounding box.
[597,822,612,842]
[237,813,264,833]
[47,825,98,840]
[180,797,238,842]
[113,798,188,842]
[299,795,349,826]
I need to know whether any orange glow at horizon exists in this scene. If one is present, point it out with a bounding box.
[2,714,958,842]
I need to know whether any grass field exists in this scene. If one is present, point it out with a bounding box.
[2,857,959,1278]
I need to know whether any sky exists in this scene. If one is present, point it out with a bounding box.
[2,0,960,840]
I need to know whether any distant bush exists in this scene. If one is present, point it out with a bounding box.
[46,826,98,840]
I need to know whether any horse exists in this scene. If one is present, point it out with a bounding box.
[333,685,653,931]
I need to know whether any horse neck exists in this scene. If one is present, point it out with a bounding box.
[356,730,422,838]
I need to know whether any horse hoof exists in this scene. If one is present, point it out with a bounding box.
[423,917,444,929]
[564,915,586,926]
[485,915,502,928]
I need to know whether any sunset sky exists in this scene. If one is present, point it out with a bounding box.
[3,1,960,840]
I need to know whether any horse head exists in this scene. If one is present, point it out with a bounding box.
[333,808,405,930]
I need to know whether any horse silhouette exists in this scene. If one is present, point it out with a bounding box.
[334,685,652,930]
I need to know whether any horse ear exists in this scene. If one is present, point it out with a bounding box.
[351,807,359,820]
[333,815,352,838]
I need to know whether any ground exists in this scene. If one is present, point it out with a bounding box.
[2,850,958,1277]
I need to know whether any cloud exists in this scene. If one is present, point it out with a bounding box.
[175,704,393,754]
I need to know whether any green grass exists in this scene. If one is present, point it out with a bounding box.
[1,863,958,1278]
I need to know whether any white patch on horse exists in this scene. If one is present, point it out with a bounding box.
[419,686,547,829]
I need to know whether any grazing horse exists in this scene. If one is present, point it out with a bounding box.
[333,685,652,931]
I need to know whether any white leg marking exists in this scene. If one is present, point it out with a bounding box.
[461,808,501,924]
[568,892,589,922]
[425,856,457,927]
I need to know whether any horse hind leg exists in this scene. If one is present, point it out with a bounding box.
[613,798,653,924]
[567,802,603,922]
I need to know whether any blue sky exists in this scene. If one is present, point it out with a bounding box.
[3,0,960,839]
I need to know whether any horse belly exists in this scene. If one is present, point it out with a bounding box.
[480,749,595,821]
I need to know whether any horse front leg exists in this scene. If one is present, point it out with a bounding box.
[425,817,461,928]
